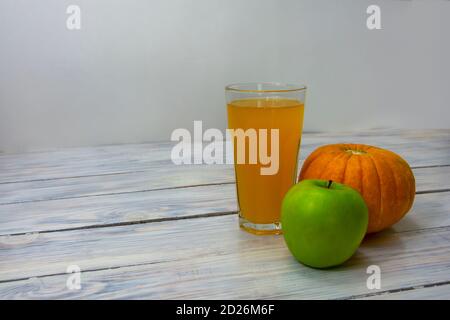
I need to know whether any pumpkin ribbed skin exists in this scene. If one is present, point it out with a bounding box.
[298,144,415,233]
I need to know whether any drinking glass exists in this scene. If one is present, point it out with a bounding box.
[226,82,306,235]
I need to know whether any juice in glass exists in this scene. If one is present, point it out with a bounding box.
[226,83,306,235]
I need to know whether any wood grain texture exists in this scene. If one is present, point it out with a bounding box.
[0,164,448,205]
[0,184,238,236]
[0,164,234,205]
[1,129,449,184]
[0,129,448,299]
[0,141,172,183]
[0,169,449,236]
[0,190,449,284]
[0,217,449,299]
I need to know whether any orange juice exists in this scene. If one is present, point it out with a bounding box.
[227,98,304,234]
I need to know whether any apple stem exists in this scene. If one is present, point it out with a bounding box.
[327,180,333,188]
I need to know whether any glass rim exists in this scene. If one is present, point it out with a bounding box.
[225,82,307,93]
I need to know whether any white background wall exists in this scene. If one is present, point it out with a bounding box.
[0,0,449,152]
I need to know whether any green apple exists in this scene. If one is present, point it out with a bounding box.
[281,179,368,268]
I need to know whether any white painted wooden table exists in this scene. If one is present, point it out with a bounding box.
[0,129,449,300]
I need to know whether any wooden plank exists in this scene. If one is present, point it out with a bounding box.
[0,184,238,236]
[393,192,450,233]
[358,283,450,300]
[0,142,172,184]
[0,191,449,284]
[414,166,450,193]
[0,163,448,205]
[0,164,234,204]
[0,167,449,236]
[1,129,449,183]
[0,217,448,299]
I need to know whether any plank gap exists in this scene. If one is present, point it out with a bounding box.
[0,182,236,206]
[1,163,449,186]
[0,259,175,285]
[1,182,449,208]
[340,279,450,300]
[0,211,238,237]
[416,189,450,195]
[0,170,150,185]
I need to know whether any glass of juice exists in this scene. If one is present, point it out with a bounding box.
[226,82,306,235]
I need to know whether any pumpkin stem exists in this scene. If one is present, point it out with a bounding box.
[327,180,333,188]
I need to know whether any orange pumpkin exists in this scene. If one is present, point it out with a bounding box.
[298,144,415,233]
